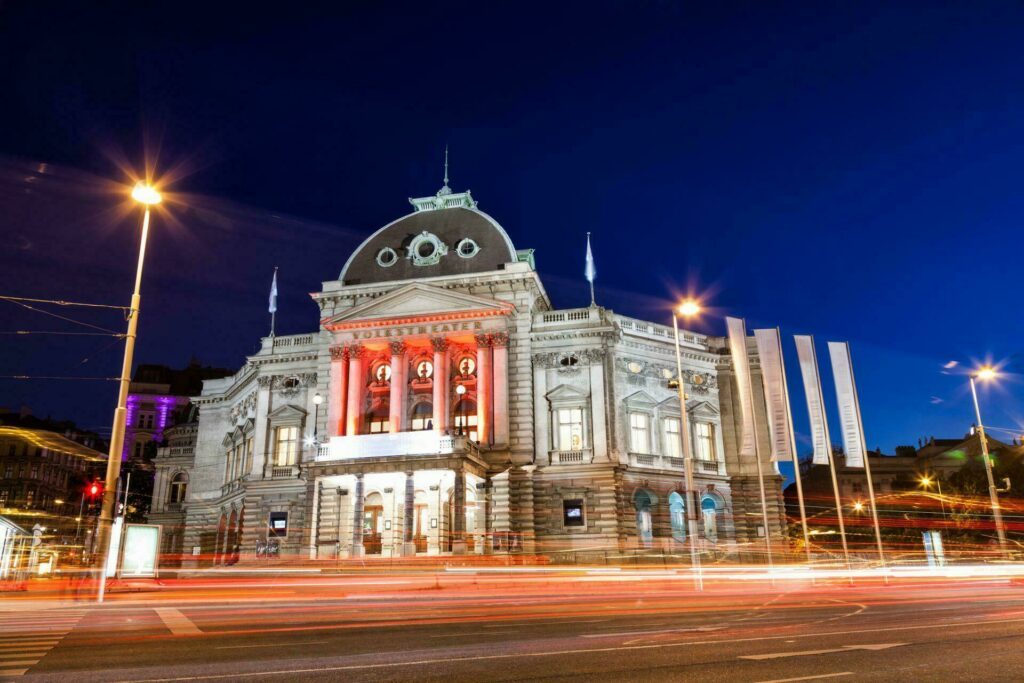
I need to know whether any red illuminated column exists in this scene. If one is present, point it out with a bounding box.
[388,341,407,433]
[491,332,509,446]
[345,345,364,436]
[475,334,492,445]
[431,337,449,433]
[328,346,348,437]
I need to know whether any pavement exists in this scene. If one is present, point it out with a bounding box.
[2,570,1024,681]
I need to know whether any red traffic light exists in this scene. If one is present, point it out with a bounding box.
[88,482,101,498]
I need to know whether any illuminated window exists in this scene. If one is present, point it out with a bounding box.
[373,362,392,384]
[557,408,585,450]
[411,402,433,431]
[415,360,433,380]
[454,399,478,441]
[456,356,476,377]
[629,413,650,453]
[694,422,714,461]
[563,499,585,527]
[274,426,299,466]
[169,473,188,504]
[663,418,682,458]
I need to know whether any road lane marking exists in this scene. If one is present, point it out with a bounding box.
[583,626,725,638]
[215,641,329,650]
[155,608,202,636]
[740,643,907,660]
[755,673,854,683]
[0,669,28,676]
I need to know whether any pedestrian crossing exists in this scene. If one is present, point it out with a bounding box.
[0,609,87,677]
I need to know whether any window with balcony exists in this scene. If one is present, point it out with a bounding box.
[694,422,715,461]
[629,413,651,453]
[663,418,682,458]
[274,426,299,466]
[556,408,585,451]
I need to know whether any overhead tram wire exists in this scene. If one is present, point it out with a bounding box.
[0,294,128,310]
[0,330,124,337]
[0,375,119,381]
[2,297,121,333]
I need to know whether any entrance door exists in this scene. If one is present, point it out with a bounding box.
[363,506,383,555]
[414,504,429,554]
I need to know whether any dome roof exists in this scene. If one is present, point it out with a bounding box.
[339,190,518,285]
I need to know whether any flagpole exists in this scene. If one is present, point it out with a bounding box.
[585,232,596,307]
[269,266,278,338]
[845,342,885,567]
[809,337,852,571]
[740,320,775,572]
[776,328,811,565]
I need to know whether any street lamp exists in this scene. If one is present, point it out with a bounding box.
[852,500,865,513]
[94,180,160,603]
[455,384,467,436]
[305,392,324,450]
[918,475,947,522]
[671,298,703,591]
[969,366,1008,555]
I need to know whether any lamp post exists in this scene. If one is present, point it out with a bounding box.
[305,392,324,456]
[94,181,160,603]
[969,366,1008,556]
[918,475,947,522]
[455,384,467,436]
[671,298,703,591]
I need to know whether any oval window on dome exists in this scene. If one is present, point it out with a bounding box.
[456,238,480,259]
[407,231,448,266]
[376,247,398,268]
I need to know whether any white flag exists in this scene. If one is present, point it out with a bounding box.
[268,268,278,314]
[726,317,756,457]
[794,335,831,466]
[828,341,866,469]
[754,328,794,463]
[584,233,596,283]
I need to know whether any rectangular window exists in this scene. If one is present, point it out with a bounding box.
[269,511,288,538]
[694,422,715,461]
[563,499,585,527]
[453,413,478,442]
[244,437,254,475]
[663,418,682,458]
[630,413,650,453]
[557,408,584,450]
[368,418,390,434]
[274,426,299,466]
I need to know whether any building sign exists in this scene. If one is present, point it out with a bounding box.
[343,320,486,342]
[269,511,288,538]
[120,524,161,578]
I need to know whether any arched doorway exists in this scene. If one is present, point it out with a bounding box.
[668,491,686,542]
[363,492,384,555]
[634,489,656,547]
[701,492,724,543]
[413,490,430,554]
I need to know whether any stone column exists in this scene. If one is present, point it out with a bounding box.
[430,337,449,433]
[345,345,364,436]
[251,376,273,478]
[388,341,407,433]
[491,332,509,447]
[402,471,416,556]
[518,465,537,555]
[327,346,348,437]
[532,359,549,462]
[350,473,364,557]
[452,468,467,555]
[588,352,608,462]
[474,334,492,446]
[152,469,166,513]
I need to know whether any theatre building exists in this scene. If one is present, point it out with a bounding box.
[174,179,784,562]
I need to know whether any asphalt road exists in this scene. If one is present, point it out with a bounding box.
[3,572,1024,682]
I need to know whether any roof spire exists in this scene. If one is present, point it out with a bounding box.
[438,145,451,196]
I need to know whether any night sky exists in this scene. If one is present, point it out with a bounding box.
[1,1,1022,461]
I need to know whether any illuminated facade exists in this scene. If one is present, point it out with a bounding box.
[178,180,785,562]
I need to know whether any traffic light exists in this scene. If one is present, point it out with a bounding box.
[88,481,102,499]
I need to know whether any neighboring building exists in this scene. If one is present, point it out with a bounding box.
[148,408,199,562]
[178,177,785,563]
[0,425,106,547]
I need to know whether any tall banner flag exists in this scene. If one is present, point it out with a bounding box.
[827,341,866,468]
[585,232,597,306]
[268,267,279,337]
[726,317,756,457]
[794,335,831,466]
[753,328,794,463]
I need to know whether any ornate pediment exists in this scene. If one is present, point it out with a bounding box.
[321,283,515,330]
[545,384,590,402]
[267,404,308,422]
[622,390,658,407]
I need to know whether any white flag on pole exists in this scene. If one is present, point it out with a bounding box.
[585,233,596,283]
[754,328,794,463]
[828,341,866,469]
[726,317,756,457]
[794,335,831,466]
[268,268,278,314]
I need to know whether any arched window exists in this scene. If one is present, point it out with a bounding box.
[701,493,724,543]
[634,489,655,547]
[669,491,686,542]
[366,402,390,434]
[169,472,188,504]
[410,402,433,431]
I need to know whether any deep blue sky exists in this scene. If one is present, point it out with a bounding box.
[1,1,1022,454]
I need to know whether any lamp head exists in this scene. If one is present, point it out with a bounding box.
[919,476,932,487]
[131,182,162,205]
[313,392,323,406]
[852,500,865,512]
[455,384,467,396]
[677,299,701,318]
[976,366,998,382]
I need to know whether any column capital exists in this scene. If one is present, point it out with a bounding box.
[430,337,449,353]
[474,333,492,348]
[490,332,510,348]
[347,343,365,359]
[329,345,347,361]
[257,375,273,389]
[389,340,408,356]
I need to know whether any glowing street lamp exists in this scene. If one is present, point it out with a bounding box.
[455,384,467,436]
[671,298,703,591]
[94,180,161,603]
[852,500,865,513]
[969,366,1008,555]
[918,475,947,522]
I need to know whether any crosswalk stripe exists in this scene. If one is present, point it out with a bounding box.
[0,670,29,676]
[0,609,87,677]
